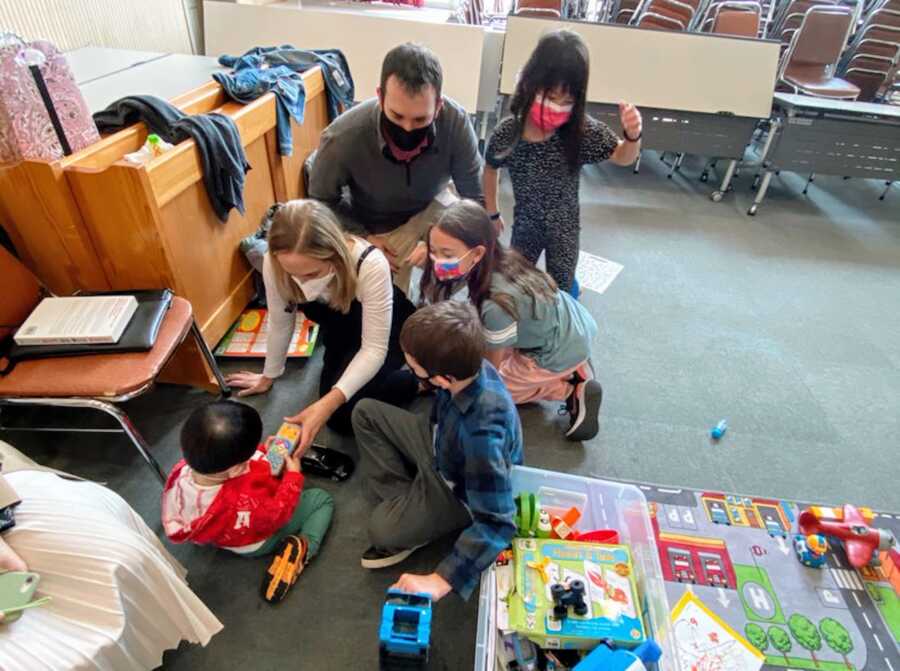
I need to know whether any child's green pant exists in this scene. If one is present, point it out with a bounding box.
[245,488,334,558]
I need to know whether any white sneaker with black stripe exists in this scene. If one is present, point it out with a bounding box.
[564,376,603,442]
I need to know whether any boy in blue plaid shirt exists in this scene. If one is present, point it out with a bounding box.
[352,301,523,600]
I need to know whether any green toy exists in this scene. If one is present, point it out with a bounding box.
[0,572,50,624]
[515,493,540,537]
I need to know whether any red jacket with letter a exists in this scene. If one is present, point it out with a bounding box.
[161,447,302,549]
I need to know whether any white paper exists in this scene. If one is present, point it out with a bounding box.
[672,596,764,671]
[576,251,624,295]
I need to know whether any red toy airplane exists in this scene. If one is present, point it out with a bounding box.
[799,504,897,569]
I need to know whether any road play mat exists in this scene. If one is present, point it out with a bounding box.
[618,479,899,671]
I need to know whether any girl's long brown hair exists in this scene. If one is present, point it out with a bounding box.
[267,199,358,314]
[419,200,557,319]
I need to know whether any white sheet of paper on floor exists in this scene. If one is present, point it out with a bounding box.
[576,251,623,295]
[670,591,765,671]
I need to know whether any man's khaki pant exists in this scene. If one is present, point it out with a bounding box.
[371,189,457,296]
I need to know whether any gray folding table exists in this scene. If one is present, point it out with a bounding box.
[499,17,781,202]
[748,93,900,215]
[587,103,762,200]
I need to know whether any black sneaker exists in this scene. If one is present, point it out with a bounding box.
[565,379,603,442]
[360,544,423,569]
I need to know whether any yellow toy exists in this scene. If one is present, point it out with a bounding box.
[528,556,553,584]
[265,422,302,475]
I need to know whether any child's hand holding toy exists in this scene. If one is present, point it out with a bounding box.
[392,572,452,602]
[266,422,305,476]
[283,447,301,473]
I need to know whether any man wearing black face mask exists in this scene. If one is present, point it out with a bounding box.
[308,43,484,295]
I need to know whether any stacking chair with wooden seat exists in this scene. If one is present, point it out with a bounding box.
[843,10,900,56]
[634,0,696,28]
[839,17,900,99]
[777,5,860,98]
[682,0,707,25]
[701,0,763,34]
[515,0,563,15]
[714,3,762,32]
[759,0,779,35]
[843,48,900,98]
[613,0,644,22]
[770,0,837,43]
[0,245,229,483]
[456,0,485,24]
[888,65,900,102]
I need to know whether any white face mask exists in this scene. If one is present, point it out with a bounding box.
[298,270,335,301]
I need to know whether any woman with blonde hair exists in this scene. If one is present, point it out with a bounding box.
[226,200,417,450]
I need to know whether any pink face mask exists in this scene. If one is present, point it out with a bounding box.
[529,95,573,132]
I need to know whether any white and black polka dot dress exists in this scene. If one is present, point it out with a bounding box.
[486,115,619,291]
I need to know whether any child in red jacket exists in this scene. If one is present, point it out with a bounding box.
[161,401,333,602]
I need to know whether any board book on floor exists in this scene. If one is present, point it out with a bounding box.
[215,308,318,358]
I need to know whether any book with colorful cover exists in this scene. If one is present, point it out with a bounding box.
[508,538,646,650]
[215,308,318,358]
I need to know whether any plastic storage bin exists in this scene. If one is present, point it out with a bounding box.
[474,466,675,671]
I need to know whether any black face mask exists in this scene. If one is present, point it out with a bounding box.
[382,113,434,151]
[413,369,439,391]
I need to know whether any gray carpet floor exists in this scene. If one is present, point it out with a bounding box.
[2,152,898,670]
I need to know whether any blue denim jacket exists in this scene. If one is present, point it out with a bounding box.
[219,46,354,123]
[213,59,304,156]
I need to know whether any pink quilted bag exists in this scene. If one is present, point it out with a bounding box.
[0,36,99,162]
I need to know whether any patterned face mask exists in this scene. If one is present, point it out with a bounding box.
[430,249,475,282]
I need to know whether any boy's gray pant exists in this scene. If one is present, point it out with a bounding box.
[351,399,472,551]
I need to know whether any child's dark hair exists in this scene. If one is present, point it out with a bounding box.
[509,30,590,172]
[400,301,484,381]
[180,401,262,474]
[419,200,557,320]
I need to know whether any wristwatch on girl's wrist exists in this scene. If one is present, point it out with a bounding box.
[623,129,642,143]
[489,212,501,221]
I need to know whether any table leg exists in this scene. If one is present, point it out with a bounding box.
[477,112,488,155]
[667,153,684,179]
[802,172,815,195]
[710,159,737,203]
[748,170,773,216]
[752,119,779,191]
